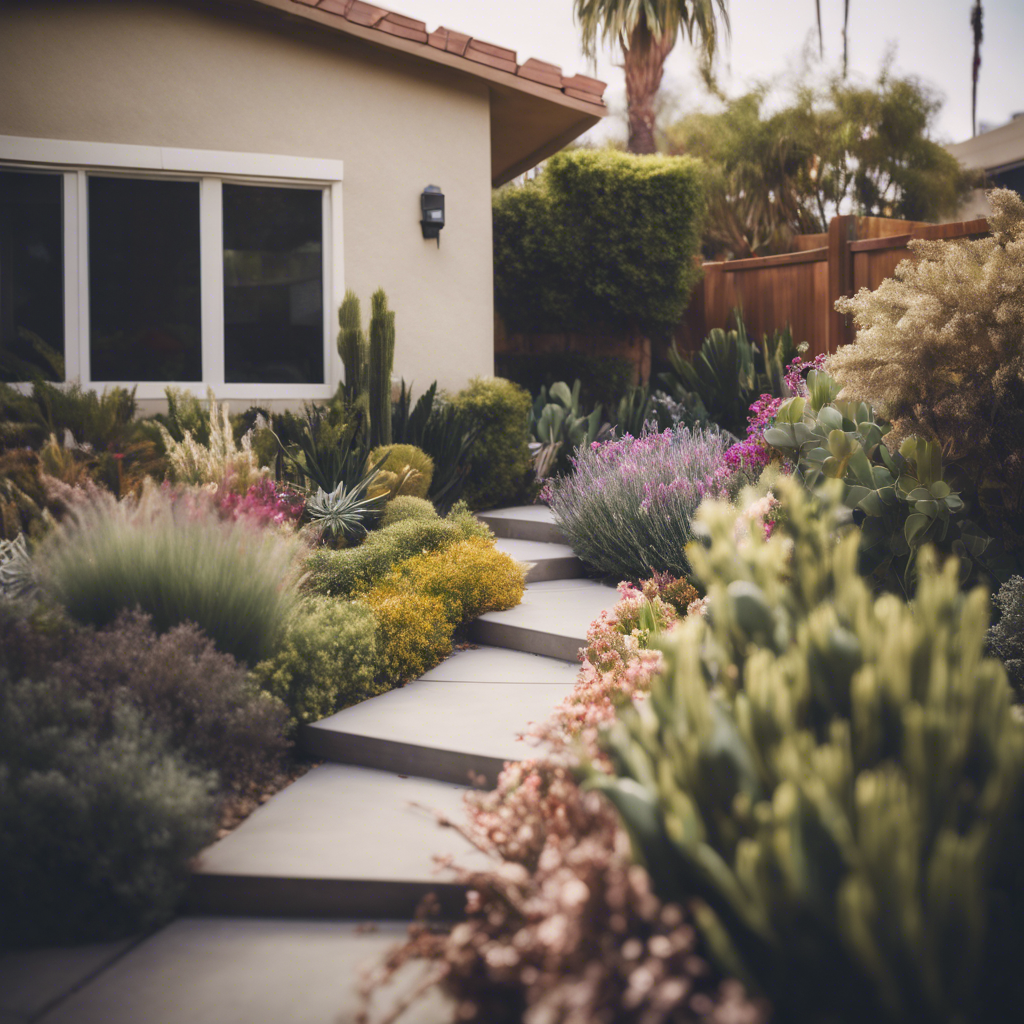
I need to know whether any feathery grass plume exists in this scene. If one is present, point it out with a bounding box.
[157,389,266,493]
[551,424,749,581]
[36,481,300,666]
[589,478,1024,1024]
[829,188,1024,547]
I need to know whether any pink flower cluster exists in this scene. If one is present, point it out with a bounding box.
[216,478,304,527]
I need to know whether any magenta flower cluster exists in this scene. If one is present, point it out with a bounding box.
[719,353,827,476]
[216,479,305,527]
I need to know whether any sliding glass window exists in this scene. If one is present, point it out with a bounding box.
[0,170,64,381]
[88,176,202,382]
[222,184,323,384]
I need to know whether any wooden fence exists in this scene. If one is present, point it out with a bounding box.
[677,214,991,358]
[496,214,991,381]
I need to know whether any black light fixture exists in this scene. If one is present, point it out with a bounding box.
[420,185,445,247]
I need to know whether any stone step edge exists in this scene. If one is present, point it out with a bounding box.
[477,512,564,544]
[520,553,584,584]
[469,619,584,663]
[301,725,510,788]
[187,873,468,921]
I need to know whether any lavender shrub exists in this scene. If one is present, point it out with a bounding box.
[551,426,748,581]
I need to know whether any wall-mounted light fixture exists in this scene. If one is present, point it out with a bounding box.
[420,185,445,247]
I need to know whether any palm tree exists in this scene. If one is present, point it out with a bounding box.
[971,0,983,136]
[813,1,852,77]
[574,0,729,154]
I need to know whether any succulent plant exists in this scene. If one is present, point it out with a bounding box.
[529,379,608,477]
[763,369,993,592]
[587,479,1024,1024]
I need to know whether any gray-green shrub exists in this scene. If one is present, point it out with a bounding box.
[0,672,217,946]
[36,483,300,665]
[57,611,290,793]
[252,597,379,724]
[990,575,1024,700]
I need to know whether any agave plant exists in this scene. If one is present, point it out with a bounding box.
[0,533,36,600]
[304,460,387,544]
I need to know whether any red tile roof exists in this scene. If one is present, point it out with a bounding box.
[281,0,607,110]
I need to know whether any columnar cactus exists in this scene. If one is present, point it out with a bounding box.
[337,289,368,410]
[368,288,395,449]
[588,478,1024,1024]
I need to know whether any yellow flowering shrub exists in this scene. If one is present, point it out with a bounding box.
[362,584,452,685]
[395,537,526,623]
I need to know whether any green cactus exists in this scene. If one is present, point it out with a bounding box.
[368,288,395,449]
[587,478,1024,1024]
[337,290,368,410]
[763,369,988,593]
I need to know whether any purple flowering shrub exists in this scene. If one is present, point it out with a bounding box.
[551,426,751,581]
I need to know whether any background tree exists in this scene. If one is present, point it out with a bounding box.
[666,68,977,259]
[574,0,729,154]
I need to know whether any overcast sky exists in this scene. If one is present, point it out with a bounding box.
[391,0,1024,145]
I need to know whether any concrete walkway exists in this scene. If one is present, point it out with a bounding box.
[2,506,617,1024]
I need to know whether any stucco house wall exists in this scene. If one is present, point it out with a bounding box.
[0,0,500,409]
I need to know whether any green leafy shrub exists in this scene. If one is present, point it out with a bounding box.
[589,479,1024,1024]
[304,502,488,597]
[391,536,526,624]
[449,377,533,510]
[829,188,1024,555]
[0,672,217,947]
[362,584,453,685]
[990,575,1024,700]
[252,597,379,725]
[56,611,289,793]
[381,495,436,527]
[493,149,705,339]
[37,483,300,665]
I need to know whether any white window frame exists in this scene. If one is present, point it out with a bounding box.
[0,135,344,401]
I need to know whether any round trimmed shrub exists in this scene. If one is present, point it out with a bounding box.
[368,444,434,499]
[381,495,436,528]
[362,584,452,686]
[449,378,532,511]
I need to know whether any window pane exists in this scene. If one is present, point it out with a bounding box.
[88,176,202,382]
[0,170,64,381]
[223,184,323,384]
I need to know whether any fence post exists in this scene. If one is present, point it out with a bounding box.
[826,215,857,352]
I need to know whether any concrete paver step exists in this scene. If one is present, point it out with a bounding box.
[302,677,570,785]
[188,764,488,920]
[492,535,583,582]
[34,918,453,1024]
[417,645,577,684]
[477,504,563,543]
[470,578,617,662]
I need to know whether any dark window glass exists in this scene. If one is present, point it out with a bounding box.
[223,184,323,384]
[991,164,1024,199]
[0,170,64,381]
[88,176,202,381]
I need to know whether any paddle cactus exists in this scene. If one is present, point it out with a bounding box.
[588,478,1024,1024]
[763,369,986,591]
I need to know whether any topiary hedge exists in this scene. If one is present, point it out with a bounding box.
[493,148,706,340]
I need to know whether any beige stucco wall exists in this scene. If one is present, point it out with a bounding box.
[0,0,496,401]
